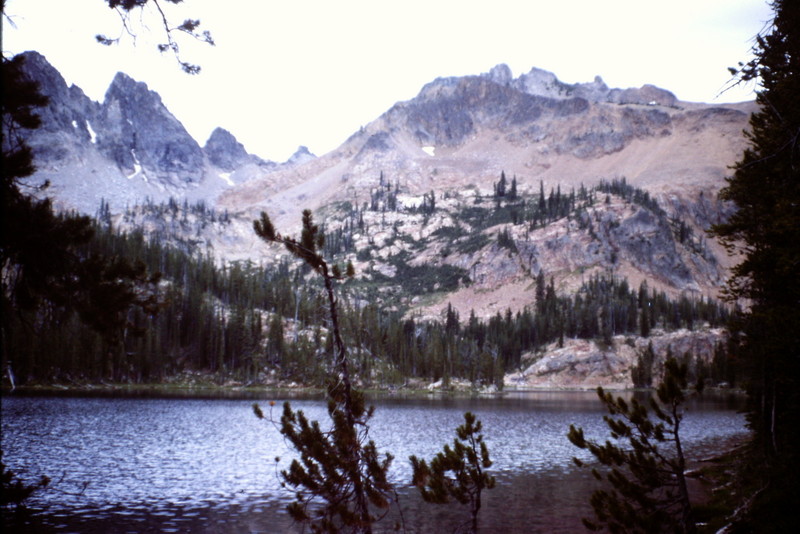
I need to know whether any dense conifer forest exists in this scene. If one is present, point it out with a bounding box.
[6,181,730,388]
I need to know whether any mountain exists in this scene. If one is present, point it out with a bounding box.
[204,127,264,171]
[219,64,751,233]
[11,53,754,388]
[211,63,751,385]
[212,63,750,298]
[16,51,752,299]
[13,51,313,214]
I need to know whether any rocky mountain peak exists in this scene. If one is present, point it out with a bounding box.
[14,51,99,163]
[10,52,282,214]
[390,73,597,151]
[15,51,71,105]
[370,63,693,163]
[483,63,514,86]
[608,84,677,107]
[204,127,253,171]
[98,71,205,185]
[103,72,167,114]
[513,66,573,98]
[286,145,316,165]
[479,64,677,106]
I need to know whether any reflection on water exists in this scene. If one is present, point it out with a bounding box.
[1,390,746,532]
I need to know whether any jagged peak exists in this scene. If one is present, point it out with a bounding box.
[286,145,316,165]
[108,71,138,89]
[14,50,71,97]
[425,64,677,106]
[105,72,162,105]
[15,50,52,69]
[483,63,513,86]
[205,127,239,147]
[203,127,251,170]
[513,66,572,98]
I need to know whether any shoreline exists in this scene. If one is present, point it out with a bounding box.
[1,381,746,400]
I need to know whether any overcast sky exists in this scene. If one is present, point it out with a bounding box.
[4,0,771,161]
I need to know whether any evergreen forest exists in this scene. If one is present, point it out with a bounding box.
[5,183,731,389]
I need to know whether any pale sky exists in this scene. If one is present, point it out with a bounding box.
[3,0,771,162]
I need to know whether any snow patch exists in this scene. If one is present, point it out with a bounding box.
[86,121,98,144]
[126,149,147,182]
[219,172,235,187]
[422,146,436,157]
[398,194,423,209]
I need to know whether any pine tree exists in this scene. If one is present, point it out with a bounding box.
[708,1,800,528]
[631,342,655,388]
[410,412,496,534]
[252,210,394,533]
[568,358,695,533]
[494,171,507,198]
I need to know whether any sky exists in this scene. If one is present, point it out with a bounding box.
[3,0,772,162]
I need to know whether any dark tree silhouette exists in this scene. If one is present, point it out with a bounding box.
[252,210,393,534]
[96,0,214,74]
[710,0,800,529]
[1,52,160,382]
[410,411,495,534]
[0,452,50,510]
[568,358,695,533]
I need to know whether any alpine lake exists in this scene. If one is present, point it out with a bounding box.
[1,388,746,533]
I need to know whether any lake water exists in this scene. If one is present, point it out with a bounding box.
[1,390,746,533]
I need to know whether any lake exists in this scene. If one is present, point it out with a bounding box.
[1,390,746,533]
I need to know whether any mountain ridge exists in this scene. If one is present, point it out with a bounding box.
[14,51,313,214]
[217,63,752,236]
[14,51,750,271]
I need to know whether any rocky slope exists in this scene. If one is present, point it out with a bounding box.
[219,64,751,234]
[509,328,725,390]
[212,64,749,300]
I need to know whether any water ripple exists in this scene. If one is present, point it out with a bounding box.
[1,392,746,532]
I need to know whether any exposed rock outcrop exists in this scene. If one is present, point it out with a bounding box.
[508,328,726,390]
[14,51,101,164]
[285,146,316,166]
[204,127,261,171]
[399,75,590,147]
[98,72,205,186]
[508,64,677,106]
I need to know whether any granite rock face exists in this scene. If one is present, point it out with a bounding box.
[204,127,254,171]
[400,75,590,147]
[11,51,279,205]
[386,65,677,159]
[509,64,678,106]
[285,145,316,166]
[16,52,208,186]
[509,328,726,389]
[98,72,205,185]
[14,51,101,164]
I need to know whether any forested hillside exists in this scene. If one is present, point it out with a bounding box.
[7,180,732,389]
